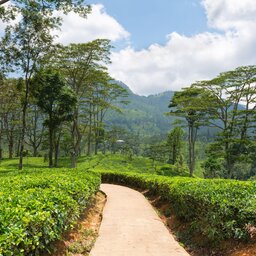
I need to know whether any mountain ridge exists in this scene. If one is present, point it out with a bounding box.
[106,81,174,137]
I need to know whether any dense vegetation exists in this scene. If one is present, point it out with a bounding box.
[105,81,175,137]
[0,168,100,255]
[169,66,256,179]
[0,0,128,170]
[0,153,256,253]
[1,154,256,251]
[100,170,256,246]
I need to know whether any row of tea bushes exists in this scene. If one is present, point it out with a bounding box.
[100,170,256,245]
[0,169,100,255]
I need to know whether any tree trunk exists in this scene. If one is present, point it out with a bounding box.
[103,141,106,154]
[71,109,82,168]
[54,132,61,167]
[87,104,92,156]
[19,81,29,170]
[188,126,193,176]
[54,146,58,167]
[95,140,98,155]
[188,125,196,177]
[33,146,38,157]
[19,108,26,169]
[0,121,3,161]
[8,138,13,159]
[225,141,234,178]
[16,135,21,157]
[71,153,76,168]
[49,126,53,168]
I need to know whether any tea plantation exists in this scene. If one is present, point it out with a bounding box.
[0,168,100,255]
[100,170,256,245]
[0,154,256,254]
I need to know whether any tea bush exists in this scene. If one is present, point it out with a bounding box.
[100,170,256,245]
[0,169,100,255]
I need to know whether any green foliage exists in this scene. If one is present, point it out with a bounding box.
[80,154,162,174]
[0,169,100,255]
[100,170,256,246]
[156,164,189,177]
[32,69,77,129]
[0,0,91,21]
[194,65,256,178]
[167,127,184,164]
[32,68,77,167]
[168,86,212,176]
[106,82,175,138]
[202,157,223,178]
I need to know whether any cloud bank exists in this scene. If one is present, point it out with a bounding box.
[109,0,256,95]
[1,1,255,95]
[56,4,130,45]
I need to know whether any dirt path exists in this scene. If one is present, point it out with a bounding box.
[90,184,190,256]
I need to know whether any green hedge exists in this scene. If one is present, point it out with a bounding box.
[0,169,100,255]
[100,171,256,245]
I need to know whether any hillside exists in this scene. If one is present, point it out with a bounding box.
[106,81,224,141]
[105,81,175,137]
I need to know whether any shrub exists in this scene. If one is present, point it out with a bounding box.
[0,169,100,255]
[99,170,256,246]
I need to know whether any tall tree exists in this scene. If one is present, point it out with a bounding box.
[50,41,127,166]
[0,1,90,169]
[1,6,57,169]
[0,78,21,159]
[88,72,128,155]
[51,41,111,166]
[32,69,76,167]
[195,65,256,178]
[167,127,184,165]
[25,104,45,157]
[169,86,211,176]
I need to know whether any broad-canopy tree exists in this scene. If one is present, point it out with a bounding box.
[32,69,77,168]
[85,70,128,156]
[0,6,58,169]
[0,0,90,169]
[50,40,112,166]
[195,65,256,178]
[49,41,127,166]
[169,86,214,176]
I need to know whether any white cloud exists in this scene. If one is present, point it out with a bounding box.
[55,4,130,45]
[109,0,256,95]
[203,0,256,31]
[0,4,129,44]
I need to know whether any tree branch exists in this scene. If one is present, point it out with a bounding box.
[0,0,9,6]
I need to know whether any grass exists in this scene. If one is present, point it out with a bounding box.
[0,153,189,177]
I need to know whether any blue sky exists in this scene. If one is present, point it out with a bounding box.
[86,0,210,50]
[78,0,256,95]
[1,0,256,95]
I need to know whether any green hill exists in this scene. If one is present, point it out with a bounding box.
[106,81,175,137]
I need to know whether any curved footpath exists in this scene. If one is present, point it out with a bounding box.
[90,184,190,256]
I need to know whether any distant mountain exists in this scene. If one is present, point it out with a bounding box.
[106,81,236,140]
[105,81,175,137]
